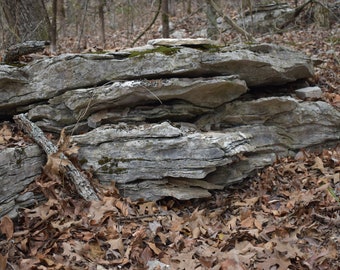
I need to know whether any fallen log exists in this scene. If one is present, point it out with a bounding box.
[13,113,99,201]
[3,40,50,64]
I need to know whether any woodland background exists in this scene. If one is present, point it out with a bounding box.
[0,0,333,52]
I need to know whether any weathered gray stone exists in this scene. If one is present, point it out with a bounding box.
[147,38,218,47]
[0,65,28,86]
[70,96,340,200]
[1,39,338,206]
[0,42,313,117]
[196,96,299,129]
[235,3,295,34]
[229,2,339,35]
[0,145,45,217]
[72,122,253,184]
[206,44,314,87]
[87,102,213,129]
[27,76,247,129]
[197,97,340,145]
[120,180,214,201]
[295,86,322,100]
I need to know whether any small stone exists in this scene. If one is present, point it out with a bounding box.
[326,49,335,55]
[16,192,34,202]
[147,260,170,270]
[295,86,322,100]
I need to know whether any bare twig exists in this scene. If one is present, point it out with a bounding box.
[131,0,162,47]
[312,212,340,226]
[209,0,254,42]
[77,0,90,51]
[276,0,313,30]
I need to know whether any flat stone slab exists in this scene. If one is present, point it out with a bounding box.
[295,86,322,100]
[147,38,219,47]
[27,76,247,130]
[0,43,314,117]
[72,122,253,184]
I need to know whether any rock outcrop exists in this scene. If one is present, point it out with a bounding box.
[1,39,339,216]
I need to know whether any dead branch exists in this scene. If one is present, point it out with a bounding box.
[13,113,99,201]
[210,0,254,42]
[276,0,313,29]
[131,0,162,47]
[312,212,340,226]
[277,0,339,30]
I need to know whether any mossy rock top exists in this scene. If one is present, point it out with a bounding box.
[127,46,181,58]
[147,38,219,47]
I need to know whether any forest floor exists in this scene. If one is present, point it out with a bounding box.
[0,1,339,269]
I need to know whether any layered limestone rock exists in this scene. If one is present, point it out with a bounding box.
[0,42,313,117]
[27,76,247,131]
[0,39,339,214]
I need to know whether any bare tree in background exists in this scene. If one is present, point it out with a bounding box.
[162,0,170,38]
[0,0,51,47]
[131,0,162,47]
[126,0,134,40]
[206,0,218,40]
[186,0,192,14]
[169,0,176,17]
[51,0,57,53]
[98,0,106,48]
[77,0,90,51]
[58,0,66,38]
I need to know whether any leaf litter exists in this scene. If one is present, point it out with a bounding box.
[0,133,339,269]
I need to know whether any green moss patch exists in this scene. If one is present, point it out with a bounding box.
[97,156,129,175]
[128,46,181,58]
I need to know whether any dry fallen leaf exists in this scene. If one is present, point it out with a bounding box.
[0,124,12,144]
[0,254,8,270]
[107,237,125,256]
[220,250,246,270]
[0,216,13,240]
[312,156,326,174]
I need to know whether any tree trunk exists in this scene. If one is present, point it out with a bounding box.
[126,0,134,41]
[77,0,90,51]
[0,0,51,47]
[209,0,254,41]
[313,0,330,28]
[51,0,57,53]
[162,0,170,38]
[58,0,66,38]
[206,0,218,40]
[98,0,106,48]
[186,0,191,14]
[168,0,176,17]
[131,0,162,47]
